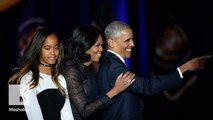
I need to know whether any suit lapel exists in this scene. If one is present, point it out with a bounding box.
[106,52,127,67]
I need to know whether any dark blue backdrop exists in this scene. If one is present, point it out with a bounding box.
[0,0,212,120]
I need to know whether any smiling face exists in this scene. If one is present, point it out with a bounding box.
[86,35,103,64]
[108,29,135,58]
[39,34,59,66]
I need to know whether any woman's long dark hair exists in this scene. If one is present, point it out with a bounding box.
[64,25,103,63]
[9,28,65,95]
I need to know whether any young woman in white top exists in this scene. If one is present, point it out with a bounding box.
[9,28,74,120]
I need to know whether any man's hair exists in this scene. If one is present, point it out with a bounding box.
[104,21,131,39]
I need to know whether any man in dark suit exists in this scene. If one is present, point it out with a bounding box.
[97,21,211,120]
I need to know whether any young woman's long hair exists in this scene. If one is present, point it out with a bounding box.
[9,28,65,95]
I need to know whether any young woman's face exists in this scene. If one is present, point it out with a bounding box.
[86,35,103,63]
[39,34,60,65]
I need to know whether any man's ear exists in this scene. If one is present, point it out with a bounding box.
[107,38,114,48]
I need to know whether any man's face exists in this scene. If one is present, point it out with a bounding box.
[111,29,135,58]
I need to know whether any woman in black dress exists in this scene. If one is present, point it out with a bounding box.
[63,26,135,120]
